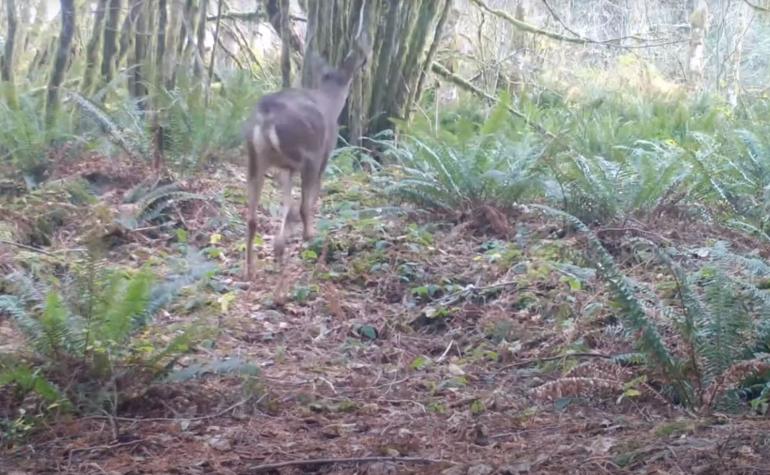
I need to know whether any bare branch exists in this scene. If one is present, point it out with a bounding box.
[743,0,770,13]
[430,62,555,139]
[471,0,676,48]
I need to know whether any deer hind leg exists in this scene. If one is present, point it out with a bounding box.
[300,160,322,242]
[245,148,266,281]
[273,169,295,264]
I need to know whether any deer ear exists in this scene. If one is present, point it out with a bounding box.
[341,32,372,75]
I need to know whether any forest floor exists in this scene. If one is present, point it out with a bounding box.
[3,154,770,475]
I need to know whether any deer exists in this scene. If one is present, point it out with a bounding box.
[242,33,371,281]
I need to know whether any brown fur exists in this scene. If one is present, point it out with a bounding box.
[243,34,371,280]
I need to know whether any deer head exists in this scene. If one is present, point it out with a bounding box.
[306,33,371,104]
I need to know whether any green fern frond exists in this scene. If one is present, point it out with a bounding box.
[0,295,42,341]
[531,205,684,397]
[66,91,147,161]
[164,356,260,383]
[0,364,70,409]
[38,292,74,357]
[99,268,153,343]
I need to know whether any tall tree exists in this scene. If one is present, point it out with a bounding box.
[46,0,76,129]
[193,0,208,78]
[164,0,182,88]
[206,0,224,103]
[726,2,751,107]
[687,0,708,92]
[279,0,291,87]
[82,0,109,95]
[127,0,148,103]
[2,0,19,109]
[101,0,122,84]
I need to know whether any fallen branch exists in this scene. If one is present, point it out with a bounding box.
[495,352,612,375]
[430,62,556,139]
[207,11,306,23]
[85,395,259,423]
[472,0,673,47]
[0,239,57,257]
[744,0,770,13]
[244,456,442,473]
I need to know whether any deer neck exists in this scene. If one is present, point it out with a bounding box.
[315,86,348,123]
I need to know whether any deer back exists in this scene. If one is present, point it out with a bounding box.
[243,33,371,173]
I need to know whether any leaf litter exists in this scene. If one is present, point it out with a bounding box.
[2,156,770,474]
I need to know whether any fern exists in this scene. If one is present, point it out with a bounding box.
[66,91,148,161]
[118,182,206,230]
[1,248,215,414]
[384,126,545,214]
[531,205,683,393]
[0,364,69,409]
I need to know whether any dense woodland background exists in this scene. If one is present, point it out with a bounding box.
[5,0,770,473]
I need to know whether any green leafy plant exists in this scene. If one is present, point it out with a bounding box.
[532,205,770,410]
[381,94,545,215]
[0,248,216,415]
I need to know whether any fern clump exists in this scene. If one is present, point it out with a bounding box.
[0,249,215,416]
[533,206,770,411]
[383,93,545,216]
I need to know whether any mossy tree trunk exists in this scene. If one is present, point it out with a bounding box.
[153,0,169,169]
[726,1,749,107]
[101,0,121,85]
[45,0,76,129]
[2,0,19,109]
[206,0,223,102]
[193,0,208,78]
[687,0,708,92]
[164,0,182,88]
[128,0,148,105]
[82,0,108,95]
[116,0,134,72]
[279,0,291,87]
[302,0,450,145]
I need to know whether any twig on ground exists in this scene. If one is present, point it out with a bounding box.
[0,239,58,257]
[85,395,260,423]
[595,226,672,245]
[243,456,444,473]
[495,352,612,374]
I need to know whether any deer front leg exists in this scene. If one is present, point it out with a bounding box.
[273,169,295,264]
[245,167,265,281]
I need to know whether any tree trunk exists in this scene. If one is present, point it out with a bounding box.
[303,0,448,143]
[128,0,148,104]
[279,0,291,87]
[266,0,304,53]
[687,0,708,92]
[408,0,453,122]
[154,0,169,170]
[726,2,750,107]
[101,0,121,84]
[164,0,182,88]
[82,0,109,95]
[206,0,223,103]
[156,0,168,87]
[193,0,208,78]
[2,0,19,109]
[116,1,134,72]
[45,0,76,129]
